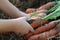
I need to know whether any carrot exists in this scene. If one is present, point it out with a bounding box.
[28,28,59,40]
[31,19,47,28]
[26,2,56,14]
[29,12,47,28]
[25,21,56,38]
[26,8,36,14]
[36,9,49,13]
[37,2,56,10]
[30,12,47,19]
[34,21,56,34]
[28,18,47,28]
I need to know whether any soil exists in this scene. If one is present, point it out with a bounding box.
[9,0,55,11]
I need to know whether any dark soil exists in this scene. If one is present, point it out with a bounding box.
[9,0,55,11]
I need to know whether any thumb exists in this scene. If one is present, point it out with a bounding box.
[25,14,31,20]
[17,17,27,21]
[19,14,31,21]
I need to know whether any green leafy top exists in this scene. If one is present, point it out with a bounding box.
[31,12,38,17]
[42,10,60,20]
[42,1,60,20]
[31,0,60,21]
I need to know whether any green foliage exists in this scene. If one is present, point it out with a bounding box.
[42,10,60,20]
[31,12,38,17]
[42,1,60,20]
[49,4,59,12]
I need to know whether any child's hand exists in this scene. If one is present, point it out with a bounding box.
[14,17,34,35]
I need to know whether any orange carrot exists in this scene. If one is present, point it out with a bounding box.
[26,8,36,14]
[37,2,56,10]
[31,19,47,28]
[34,21,56,34]
[28,18,47,28]
[26,2,56,14]
[36,9,49,13]
[28,28,59,40]
[25,21,56,38]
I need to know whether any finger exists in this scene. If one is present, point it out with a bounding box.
[17,15,31,21]
[23,14,31,20]
[17,17,27,21]
[27,14,31,19]
[28,25,34,33]
[22,21,34,34]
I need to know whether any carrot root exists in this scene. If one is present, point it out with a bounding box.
[25,21,56,38]
[28,28,59,40]
[26,8,36,14]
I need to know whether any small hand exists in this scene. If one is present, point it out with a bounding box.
[14,17,34,35]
